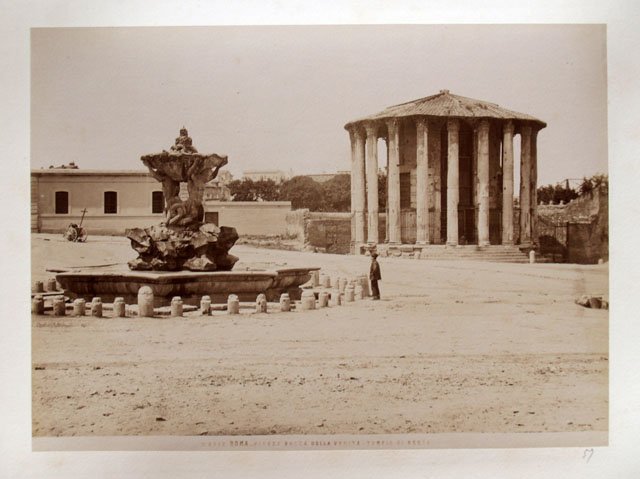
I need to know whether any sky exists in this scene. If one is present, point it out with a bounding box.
[31,25,607,186]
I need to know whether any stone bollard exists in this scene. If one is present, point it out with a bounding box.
[361,275,372,297]
[354,284,364,300]
[200,295,212,316]
[280,293,291,312]
[227,294,240,315]
[170,296,184,317]
[72,298,86,316]
[329,289,341,307]
[345,285,355,302]
[137,286,155,318]
[338,277,347,294]
[91,297,103,317]
[52,296,66,316]
[318,291,329,308]
[311,270,320,287]
[529,250,536,264]
[32,295,45,315]
[113,297,126,317]
[331,276,340,289]
[34,281,45,293]
[320,274,330,289]
[255,294,268,313]
[300,290,316,310]
[46,278,58,292]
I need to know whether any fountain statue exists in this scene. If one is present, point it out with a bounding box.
[126,128,239,271]
[55,128,318,306]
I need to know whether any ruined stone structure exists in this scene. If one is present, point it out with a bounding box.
[345,90,546,254]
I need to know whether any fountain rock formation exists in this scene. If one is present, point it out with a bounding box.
[126,128,239,271]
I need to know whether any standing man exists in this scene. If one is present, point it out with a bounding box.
[369,253,381,300]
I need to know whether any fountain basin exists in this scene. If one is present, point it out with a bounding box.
[56,267,320,307]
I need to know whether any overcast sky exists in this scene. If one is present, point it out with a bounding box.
[31,25,607,186]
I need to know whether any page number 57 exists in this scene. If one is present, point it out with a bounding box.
[583,448,594,463]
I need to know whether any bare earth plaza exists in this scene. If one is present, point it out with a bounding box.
[29,26,609,449]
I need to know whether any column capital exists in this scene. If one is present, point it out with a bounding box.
[477,118,490,132]
[385,118,399,134]
[415,117,428,127]
[503,120,515,135]
[447,118,460,132]
[364,122,379,137]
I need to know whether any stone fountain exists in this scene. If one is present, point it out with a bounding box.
[126,127,238,272]
[56,129,318,306]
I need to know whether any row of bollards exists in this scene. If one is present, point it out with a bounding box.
[33,270,371,318]
[33,294,128,317]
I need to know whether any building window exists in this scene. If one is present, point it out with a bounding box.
[152,191,164,214]
[104,191,118,214]
[55,191,69,214]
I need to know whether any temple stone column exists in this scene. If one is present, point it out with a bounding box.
[530,129,539,245]
[386,119,401,244]
[351,127,366,245]
[501,121,515,245]
[416,118,430,244]
[477,119,490,246]
[365,123,379,244]
[446,119,460,246]
[519,125,532,245]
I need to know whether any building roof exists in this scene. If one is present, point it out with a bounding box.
[345,90,546,129]
[31,169,151,177]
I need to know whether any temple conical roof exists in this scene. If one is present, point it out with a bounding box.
[345,90,546,129]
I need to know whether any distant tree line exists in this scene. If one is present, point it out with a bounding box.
[537,174,608,205]
[228,174,388,212]
[230,173,607,210]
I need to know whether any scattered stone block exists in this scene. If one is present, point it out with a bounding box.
[320,274,330,288]
[32,295,45,315]
[227,294,240,314]
[113,297,126,317]
[46,278,58,292]
[588,296,602,309]
[200,295,212,315]
[72,298,86,317]
[34,281,44,293]
[91,297,103,317]
[354,284,364,300]
[331,276,340,288]
[300,290,316,310]
[338,277,347,293]
[279,293,291,312]
[137,286,155,317]
[318,291,329,308]
[255,293,268,313]
[310,270,320,287]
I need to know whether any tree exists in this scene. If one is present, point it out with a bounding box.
[279,175,324,210]
[228,178,280,201]
[378,173,388,210]
[320,174,351,212]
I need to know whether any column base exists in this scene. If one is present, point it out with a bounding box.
[445,241,459,247]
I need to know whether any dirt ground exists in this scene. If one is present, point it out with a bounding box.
[31,234,608,437]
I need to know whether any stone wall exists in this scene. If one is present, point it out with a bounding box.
[536,187,608,263]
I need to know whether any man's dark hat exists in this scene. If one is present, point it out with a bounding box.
[371,253,378,258]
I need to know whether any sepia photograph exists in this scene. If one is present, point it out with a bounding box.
[27,24,611,451]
